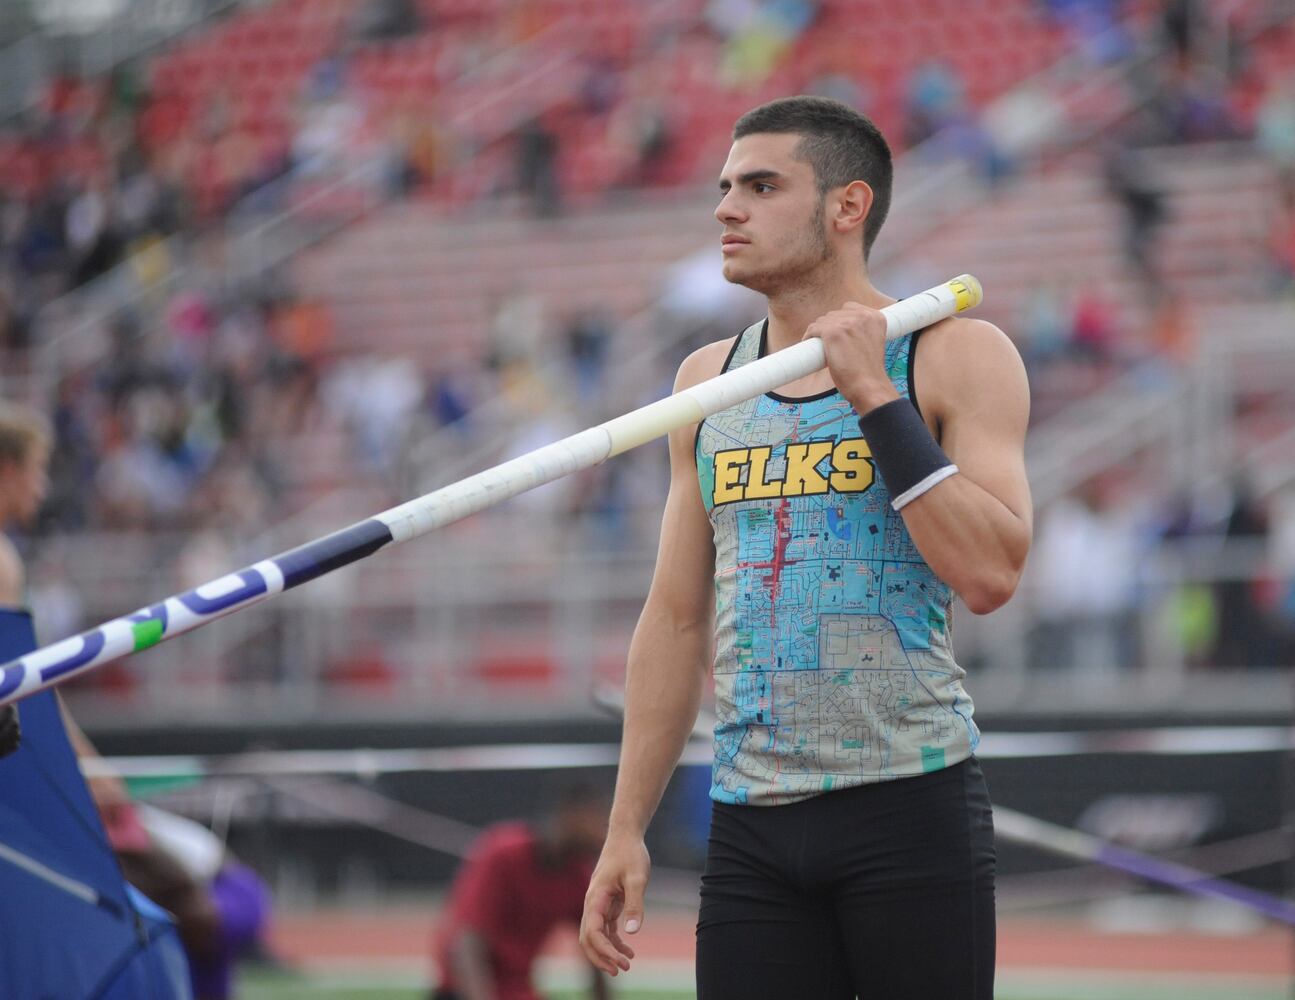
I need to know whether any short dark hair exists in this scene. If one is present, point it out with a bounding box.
[733,96,893,260]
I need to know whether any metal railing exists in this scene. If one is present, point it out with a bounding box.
[0,0,245,123]
[51,510,1292,725]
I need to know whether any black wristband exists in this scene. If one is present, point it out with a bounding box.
[856,398,958,510]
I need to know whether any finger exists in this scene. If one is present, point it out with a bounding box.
[602,896,635,958]
[582,887,632,974]
[605,924,637,961]
[583,920,632,974]
[621,872,647,935]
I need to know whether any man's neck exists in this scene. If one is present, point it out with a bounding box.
[764,271,894,352]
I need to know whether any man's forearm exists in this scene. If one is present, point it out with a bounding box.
[608,604,710,838]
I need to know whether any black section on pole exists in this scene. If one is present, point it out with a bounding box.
[274,519,395,590]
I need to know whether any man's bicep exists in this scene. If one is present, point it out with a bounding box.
[640,346,724,621]
[642,424,716,623]
[935,324,1032,521]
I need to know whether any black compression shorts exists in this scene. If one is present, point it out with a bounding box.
[696,756,996,1000]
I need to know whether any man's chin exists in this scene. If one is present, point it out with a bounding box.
[722,262,764,293]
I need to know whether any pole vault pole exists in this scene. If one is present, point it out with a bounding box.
[994,806,1295,925]
[0,275,983,707]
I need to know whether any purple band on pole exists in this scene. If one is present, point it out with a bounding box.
[1097,843,1295,925]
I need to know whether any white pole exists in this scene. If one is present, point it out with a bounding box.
[0,275,982,706]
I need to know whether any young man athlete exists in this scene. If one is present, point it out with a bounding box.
[579,96,1032,999]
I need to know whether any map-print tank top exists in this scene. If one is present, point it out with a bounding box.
[695,320,978,805]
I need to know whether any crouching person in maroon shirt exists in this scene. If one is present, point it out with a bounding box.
[432,785,611,1000]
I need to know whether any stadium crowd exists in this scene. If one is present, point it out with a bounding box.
[0,0,1291,682]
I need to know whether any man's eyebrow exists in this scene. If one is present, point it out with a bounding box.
[718,169,784,191]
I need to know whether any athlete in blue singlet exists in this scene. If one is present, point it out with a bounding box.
[581,96,1032,1000]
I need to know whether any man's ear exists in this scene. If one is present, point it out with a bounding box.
[832,179,874,238]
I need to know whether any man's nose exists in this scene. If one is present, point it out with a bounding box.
[715,191,746,225]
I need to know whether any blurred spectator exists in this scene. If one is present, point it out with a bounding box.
[293,84,367,181]
[706,0,819,86]
[579,56,623,119]
[16,189,71,281]
[1160,0,1208,62]
[350,0,421,43]
[270,291,334,364]
[65,178,110,274]
[923,115,1008,182]
[903,59,965,147]
[1210,479,1280,669]
[489,287,547,368]
[1157,59,1239,143]
[321,353,424,478]
[1046,0,1134,67]
[1016,283,1071,371]
[428,367,477,433]
[1254,73,1295,194]
[1269,188,1295,291]
[1031,474,1142,674]
[305,44,351,105]
[904,58,1010,180]
[1270,484,1295,664]
[609,96,674,189]
[27,547,84,645]
[1103,142,1169,290]
[800,31,871,110]
[0,279,32,354]
[378,104,449,196]
[106,60,147,122]
[1145,286,1194,367]
[430,785,610,1000]
[807,68,869,113]
[1068,281,1120,364]
[515,115,561,217]
[564,308,614,402]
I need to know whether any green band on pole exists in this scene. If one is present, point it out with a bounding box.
[132,620,164,652]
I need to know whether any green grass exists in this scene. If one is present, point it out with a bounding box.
[240,971,691,1000]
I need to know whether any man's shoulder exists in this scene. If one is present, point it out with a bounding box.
[915,316,1028,412]
[675,335,742,393]
[918,315,1016,361]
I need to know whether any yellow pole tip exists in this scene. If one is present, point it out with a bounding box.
[949,274,983,311]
